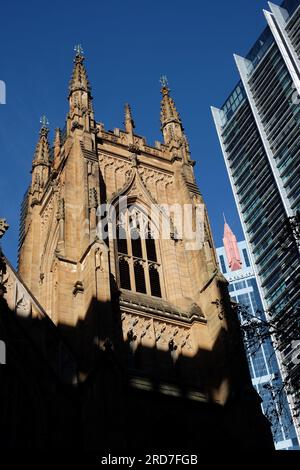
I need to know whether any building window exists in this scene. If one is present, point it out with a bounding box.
[243,248,251,267]
[117,225,128,254]
[219,254,227,273]
[235,280,247,290]
[146,235,157,262]
[134,260,147,294]
[116,206,162,297]
[237,293,251,307]
[149,264,162,297]
[131,228,143,258]
[119,257,131,290]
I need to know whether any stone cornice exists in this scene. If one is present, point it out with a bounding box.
[119,289,207,325]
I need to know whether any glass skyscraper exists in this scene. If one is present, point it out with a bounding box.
[212,0,300,440]
[217,222,299,449]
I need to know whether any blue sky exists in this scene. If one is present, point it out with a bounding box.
[0,0,270,266]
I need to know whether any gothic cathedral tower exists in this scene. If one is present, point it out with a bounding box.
[17,49,273,449]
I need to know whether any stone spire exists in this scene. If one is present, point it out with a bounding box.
[31,116,51,201]
[223,221,242,272]
[124,103,135,134]
[160,76,182,131]
[160,77,190,162]
[69,45,91,97]
[32,116,51,168]
[53,127,61,169]
[67,45,95,136]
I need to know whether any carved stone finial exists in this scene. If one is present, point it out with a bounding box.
[0,219,9,239]
[128,143,140,154]
[124,103,135,133]
[130,153,138,168]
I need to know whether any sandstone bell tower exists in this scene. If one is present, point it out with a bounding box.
[16,48,273,449]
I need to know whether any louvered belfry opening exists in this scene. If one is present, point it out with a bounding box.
[117,225,128,254]
[134,260,147,294]
[119,257,131,290]
[131,228,143,258]
[146,232,157,262]
[117,206,162,297]
[149,264,161,297]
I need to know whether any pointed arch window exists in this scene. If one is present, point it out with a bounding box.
[134,260,147,294]
[149,264,161,297]
[116,206,162,298]
[117,225,128,254]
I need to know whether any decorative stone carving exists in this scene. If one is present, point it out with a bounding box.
[130,153,138,167]
[99,154,131,173]
[41,195,55,235]
[95,247,103,272]
[128,143,140,154]
[153,321,192,352]
[0,219,9,239]
[33,174,41,193]
[139,167,173,187]
[90,126,99,135]
[56,198,65,221]
[73,281,84,296]
[138,167,173,201]
[16,292,32,317]
[99,154,132,196]
[2,264,34,318]
[71,121,83,131]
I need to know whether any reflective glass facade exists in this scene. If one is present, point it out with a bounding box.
[212,0,300,443]
[217,242,299,449]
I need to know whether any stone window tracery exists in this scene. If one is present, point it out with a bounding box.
[117,206,162,297]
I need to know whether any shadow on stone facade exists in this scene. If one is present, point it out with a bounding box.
[0,288,274,451]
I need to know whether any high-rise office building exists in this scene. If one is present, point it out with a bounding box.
[212,0,300,439]
[217,222,299,449]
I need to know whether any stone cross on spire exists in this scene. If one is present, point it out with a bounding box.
[160,75,169,89]
[69,44,91,96]
[33,115,50,165]
[40,115,49,127]
[74,44,84,56]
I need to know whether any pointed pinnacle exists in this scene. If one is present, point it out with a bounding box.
[33,121,50,165]
[39,115,49,137]
[124,103,135,132]
[54,128,61,149]
[69,47,91,96]
[160,80,182,129]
